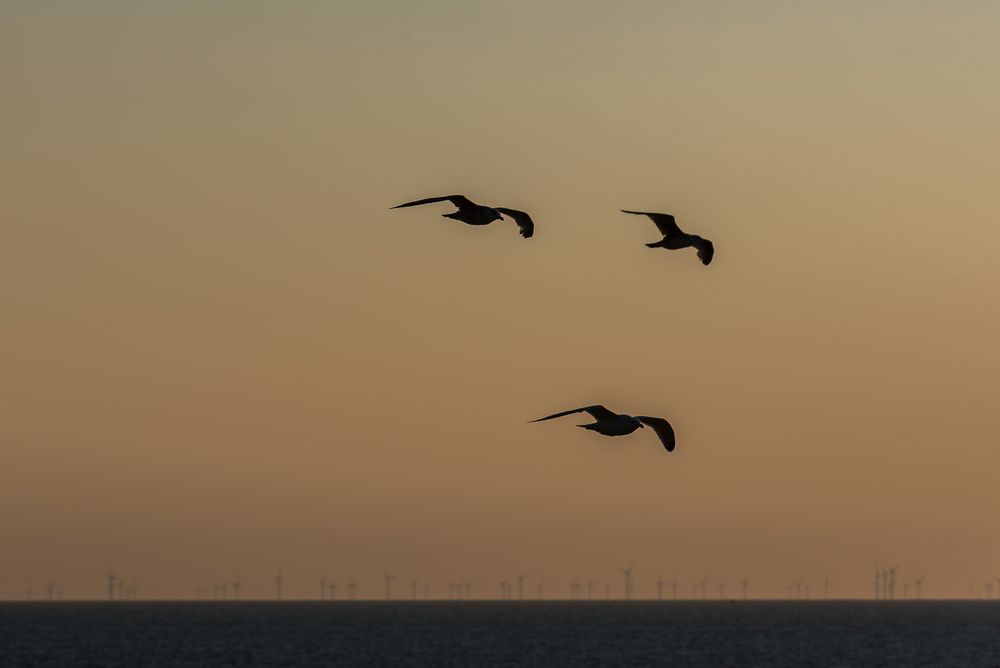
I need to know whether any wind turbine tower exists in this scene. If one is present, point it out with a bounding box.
[741,576,749,600]
[384,573,396,601]
[914,575,924,600]
[656,577,664,601]
[517,574,526,600]
[620,566,634,601]
[887,564,899,600]
[107,569,117,602]
[275,569,284,601]
[587,580,595,599]
[233,575,242,601]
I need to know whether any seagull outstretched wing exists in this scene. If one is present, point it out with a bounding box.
[529,405,618,423]
[621,210,682,237]
[495,207,534,238]
[693,237,714,265]
[391,195,476,211]
[637,416,675,452]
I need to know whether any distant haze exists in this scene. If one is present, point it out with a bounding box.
[2,1,999,600]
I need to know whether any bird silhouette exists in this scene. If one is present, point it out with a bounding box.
[622,210,713,264]
[391,194,534,238]
[530,405,676,452]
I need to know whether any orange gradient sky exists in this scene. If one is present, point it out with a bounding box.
[2,1,999,600]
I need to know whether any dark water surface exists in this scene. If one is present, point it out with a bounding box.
[3,601,1000,667]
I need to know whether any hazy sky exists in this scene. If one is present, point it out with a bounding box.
[3,1,999,600]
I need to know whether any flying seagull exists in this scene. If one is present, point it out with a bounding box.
[529,405,676,452]
[391,195,534,238]
[621,210,714,265]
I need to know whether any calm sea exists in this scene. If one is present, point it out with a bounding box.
[2,601,999,667]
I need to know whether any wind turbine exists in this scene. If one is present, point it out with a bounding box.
[423,579,431,599]
[463,579,472,599]
[700,577,708,600]
[886,564,900,600]
[620,566,634,601]
[275,569,284,601]
[914,575,924,600]
[718,582,726,600]
[671,576,678,600]
[499,577,508,600]
[233,575,242,601]
[823,575,831,600]
[517,574,526,600]
[587,580,595,600]
[656,577,664,601]
[107,568,117,602]
[320,575,328,600]
[741,576,749,600]
[348,578,357,600]
[384,573,395,601]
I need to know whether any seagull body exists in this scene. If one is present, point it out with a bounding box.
[391,194,534,238]
[621,210,714,265]
[529,405,676,452]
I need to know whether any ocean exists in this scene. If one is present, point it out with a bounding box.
[2,601,999,667]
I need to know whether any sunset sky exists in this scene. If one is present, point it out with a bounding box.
[3,1,999,600]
